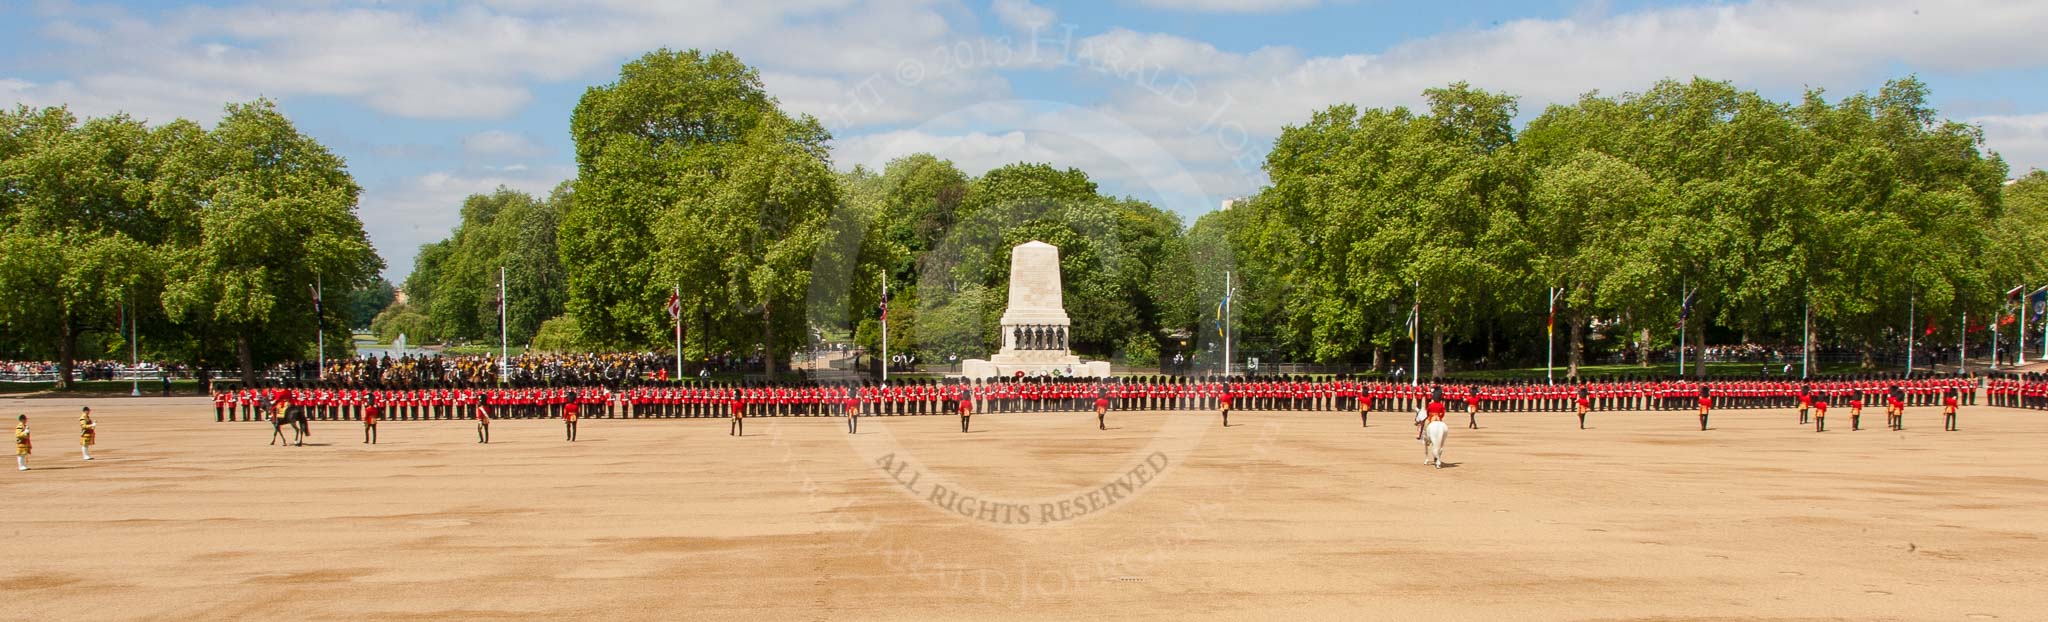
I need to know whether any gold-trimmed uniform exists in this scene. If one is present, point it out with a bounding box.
[14,423,29,456]
[80,416,96,447]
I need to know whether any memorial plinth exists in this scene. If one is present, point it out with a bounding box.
[959,241,1113,378]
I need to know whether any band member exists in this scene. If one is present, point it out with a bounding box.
[1464,388,1482,430]
[1848,393,1863,431]
[1576,385,1591,430]
[475,393,493,444]
[15,415,30,471]
[959,390,974,433]
[1095,386,1111,430]
[563,391,580,442]
[1887,387,1905,431]
[845,385,861,434]
[1697,387,1713,431]
[1357,381,1371,427]
[1943,389,1959,431]
[362,394,381,444]
[1812,393,1828,433]
[78,407,96,461]
[1797,386,1812,425]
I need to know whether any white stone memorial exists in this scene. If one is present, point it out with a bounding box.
[959,241,1113,378]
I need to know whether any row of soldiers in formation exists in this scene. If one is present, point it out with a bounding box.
[211,373,1994,425]
[13,408,96,471]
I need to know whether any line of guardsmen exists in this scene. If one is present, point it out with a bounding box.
[1985,372,2048,409]
[209,372,1995,423]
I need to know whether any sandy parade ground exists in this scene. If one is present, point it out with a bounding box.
[4,395,2046,621]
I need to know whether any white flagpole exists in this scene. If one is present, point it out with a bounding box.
[315,275,324,380]
[1678,283,1694,377]
[128,293,139,397]
[1905,293,1915,378]
[673,283,682,379]
[1546,287,1559,385]
[1411,279,1420,387]
[2021,288,2030,365]
[881,273,889,384]
[1223,270,1232,377]
[1960,309,1968,374]
[499,267,508,384]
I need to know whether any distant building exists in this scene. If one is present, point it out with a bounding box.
[1220,196,1248,211]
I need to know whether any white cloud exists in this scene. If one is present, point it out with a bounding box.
[462,129,546,159]
[1128,0,1324,13]
[359,165,573,279]
[10,1,994,123]
[992,0,1055,31]
[1975,113,2048,176]
[1055,0,2048,207]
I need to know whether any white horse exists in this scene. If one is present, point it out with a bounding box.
[1417,407,1448,468]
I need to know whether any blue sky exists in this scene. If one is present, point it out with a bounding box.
[7,0,2048,282]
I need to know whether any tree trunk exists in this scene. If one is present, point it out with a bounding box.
[1568,310,1586,379]
[761,300,778,381]
[1484,323,1496,367]
[57,313,76,390]
[237,333,258,387]
[1638,327,1651,367]
[1370,346,1383,373]
[1430,327,1445,379]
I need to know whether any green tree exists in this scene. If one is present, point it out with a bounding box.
[156,100,382,384]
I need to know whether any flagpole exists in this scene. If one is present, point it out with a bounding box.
[1960,309,1968,374]
[1411,279,1420,387]
[128,293,139,397]
[2021,287,2030,365]
[1546,287,1559,385]
[673,283,682,379]
[1802,297,1810,380]
[1223,270,1232,377]
[315,275,324,381]
[499,267,508,385]
[880,272,889,384]
[1678,283,1693,377]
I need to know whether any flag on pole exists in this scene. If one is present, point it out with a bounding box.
[1214,300,1224,339]
[1924,315,1938,337]
[309,284,322,315]
[1407,301,1419,341]
[666,292,682,320]
[2030,286,2048,323]
[2006,285,2026,301]
[1677,293,1694,329]
[1546,308,1555,336]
